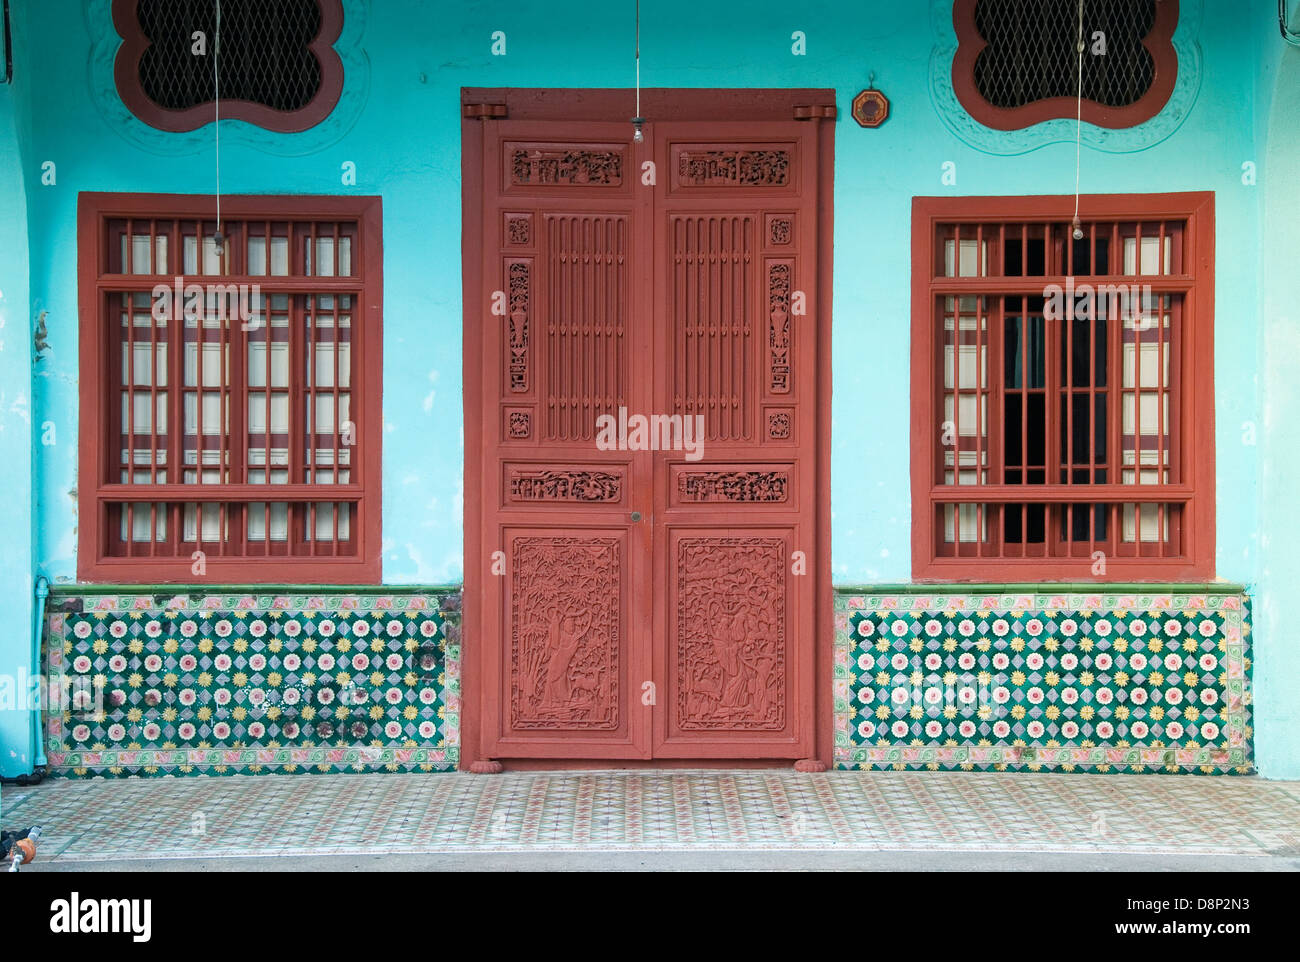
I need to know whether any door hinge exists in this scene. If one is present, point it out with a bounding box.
[463,102,508,120]
[793,104,836,121]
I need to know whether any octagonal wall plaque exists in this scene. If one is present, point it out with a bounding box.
[852,88,890,128]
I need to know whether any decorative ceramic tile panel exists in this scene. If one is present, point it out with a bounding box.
[834,591,1251,774]
[42,591,461,778]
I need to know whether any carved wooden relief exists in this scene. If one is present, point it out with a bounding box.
[505,213,532,246]
[677,470,789,503]
[510,146,624,186]
[511,537,620,730]
[671,214,755,442]
[505,408,532,439]
[767,214,793,246]
[544,213,628,441]
[507,260,530,393]
[476,113,824,762]
[676,148,792,187]
[768,261,792,394]
[509,468,622,503]
[766,409,793,441]
[676,538,786,730]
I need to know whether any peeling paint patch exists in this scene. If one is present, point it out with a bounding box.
[0,390,31,428]
[422,369,439,413]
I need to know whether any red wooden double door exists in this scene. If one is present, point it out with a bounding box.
[466,93,830,763]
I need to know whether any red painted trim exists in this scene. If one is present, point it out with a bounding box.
[460,87,837,122]
[111,0,345,134]
[812,112,835,771]
[951,0,1178,131]
[910,191,1215,582]
[460,111,487,773]
[484,759,804,771]
[76,191,382,583]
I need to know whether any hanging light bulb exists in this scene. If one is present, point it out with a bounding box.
[1069,0,1084,244]
[631,0,645,144]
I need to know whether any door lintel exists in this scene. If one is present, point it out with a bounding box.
[461,87,837,123]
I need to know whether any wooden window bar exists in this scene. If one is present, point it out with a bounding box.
[99,214,363,565]
[921,205,1207,577]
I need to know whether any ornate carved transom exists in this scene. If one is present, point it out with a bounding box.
[677,149,791,187]
[509,469,622,502]
[678,471,789,503]
[511,147,624,186]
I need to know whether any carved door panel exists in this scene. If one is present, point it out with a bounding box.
[479,121,654,758]
[650,123,817,758]
[475,116,820,761]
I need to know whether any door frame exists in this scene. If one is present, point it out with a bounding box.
[460,87,835,770]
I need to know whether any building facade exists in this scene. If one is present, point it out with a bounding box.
[1,0,1297,779]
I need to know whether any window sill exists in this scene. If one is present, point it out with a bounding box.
[77,556,381,585]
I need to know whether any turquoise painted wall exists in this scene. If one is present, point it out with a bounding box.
[0,5,36,777]
[0,0,1292,774]
[1254,30,1300,780]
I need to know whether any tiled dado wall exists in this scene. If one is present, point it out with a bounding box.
[834,589,1253,774]
[41,590,461,778]
[41,586,1252,777]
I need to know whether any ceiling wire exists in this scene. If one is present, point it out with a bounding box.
[1072,0,1084,241]
[631,0,644,142]
[214,0,222,242]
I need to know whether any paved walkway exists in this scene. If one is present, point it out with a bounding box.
[5,771,1300,868]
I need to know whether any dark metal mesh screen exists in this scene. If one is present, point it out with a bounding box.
[973,0,1157,108]
[136,0,323,111]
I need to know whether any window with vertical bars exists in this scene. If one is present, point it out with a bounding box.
[911,194,1215,581]
[78,194,382,583]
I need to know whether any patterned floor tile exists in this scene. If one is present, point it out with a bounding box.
[5,770,1299,860]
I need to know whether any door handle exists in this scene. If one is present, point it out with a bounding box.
[630,511,643,522]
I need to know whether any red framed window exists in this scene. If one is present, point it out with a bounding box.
[952,0,1178,131]
[910,193,1215,581]
[77,193,383,583]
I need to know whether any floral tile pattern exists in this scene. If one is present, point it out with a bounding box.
[833,591,1252,774]
[41,587,1251,778]
[42,591,461,778]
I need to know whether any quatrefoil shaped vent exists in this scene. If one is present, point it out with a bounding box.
[952,0,1178,131]
[113,0,345,133]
